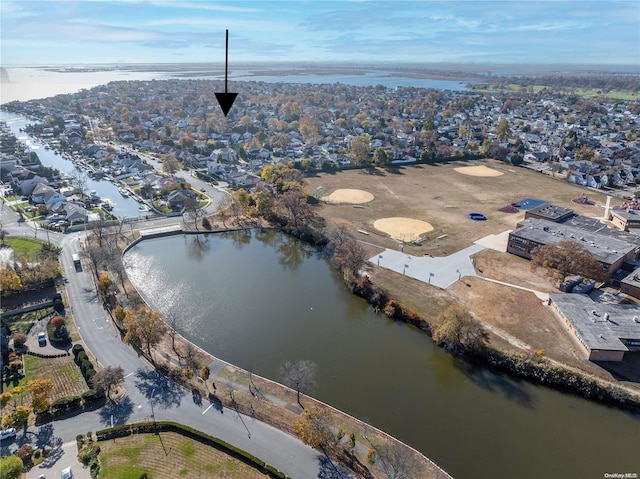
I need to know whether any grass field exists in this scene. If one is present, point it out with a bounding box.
[306,159,610,255]
[3,236,48,261]
[98,432,269,479]
[24,354,89,402]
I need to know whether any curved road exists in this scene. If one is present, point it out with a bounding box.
[1,200,349,478]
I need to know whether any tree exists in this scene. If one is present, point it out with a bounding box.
[293,406,335,450]
[27,379,53,413]
[373,147,392,166]
[375,443,424,479]
[575,146,596,163]
[331,240,368,278]
[277,190,317,229]
[124,308,168,361]
[261,164,302,194]
[92,365,125,400]
[530,240,608,284]
[279,359,317,407]
[0,268,22,295]
[200,365,210,392]
[495,118,512,142]
[162,154,181,174]
[183,196,202,230]
[432,304,488,352]
[0,455,23,479]
[351,134,371,165]
[96,272,113,300]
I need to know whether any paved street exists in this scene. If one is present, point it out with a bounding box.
[1,197,345,478]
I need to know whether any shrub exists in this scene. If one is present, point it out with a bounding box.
[0,455,23,479]
[76,351,88,364]
[366,448,376,465]
[72,344,85,356]
[15,444,33,465]
[11,333,28,348]
[51,316,65,330]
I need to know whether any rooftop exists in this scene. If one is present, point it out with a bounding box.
[526,203,575,221]
[512,218,637,266]
[550,293,640,352]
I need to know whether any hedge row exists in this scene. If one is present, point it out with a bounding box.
[24,350,69,359]
[96,421,291,479]
[72,344,96,388]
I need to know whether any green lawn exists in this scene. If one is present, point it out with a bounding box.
[98,433,268,479]
[4,237,48,261]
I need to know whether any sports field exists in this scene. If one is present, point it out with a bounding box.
[306,160,610,255]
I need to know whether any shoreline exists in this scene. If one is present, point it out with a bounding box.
[125,225,640,414]
[116,224,453,479]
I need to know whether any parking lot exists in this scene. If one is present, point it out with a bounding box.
[27,441,90,479]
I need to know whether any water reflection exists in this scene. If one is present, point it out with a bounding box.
[277,235,312,271]
[185,233,211,262]
[453,357,535,409]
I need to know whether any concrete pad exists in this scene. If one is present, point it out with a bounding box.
[474,230,512,252]
[28,441,91,479]
[370,243,486,289]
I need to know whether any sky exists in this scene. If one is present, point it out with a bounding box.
[1,0,639,66]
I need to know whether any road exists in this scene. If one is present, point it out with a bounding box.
[1,197,346,478]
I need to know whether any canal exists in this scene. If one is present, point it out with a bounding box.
[124,230,640,479]
[1,111,151,220]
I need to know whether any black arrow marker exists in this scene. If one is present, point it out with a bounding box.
[215,29,238,117]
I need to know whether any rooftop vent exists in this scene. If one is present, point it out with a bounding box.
[604,312,610,321]
[634,316,639,324]
[599,334,605,339]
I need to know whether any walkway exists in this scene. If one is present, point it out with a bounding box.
[369,243,485,289]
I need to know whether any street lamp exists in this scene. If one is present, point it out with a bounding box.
[456,268,461,280]
[403,263,409,275]
[378,254,383,265]
[150,388,158,434]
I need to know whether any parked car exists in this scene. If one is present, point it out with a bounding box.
[61,467,73,479]
[38,332,47,346]
[0,427,17,440]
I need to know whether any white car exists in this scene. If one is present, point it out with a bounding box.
[0,427,17,440]
[38,332,47,346]
[61,467,73,479]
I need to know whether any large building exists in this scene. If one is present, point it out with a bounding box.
[549,293,640,362]
[507,217,639,275]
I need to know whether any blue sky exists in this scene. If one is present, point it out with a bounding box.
[1,0,639,66]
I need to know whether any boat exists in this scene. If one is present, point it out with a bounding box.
[138,204,150,212]
[118,187,129,197]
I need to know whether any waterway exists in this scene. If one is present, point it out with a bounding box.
[0,111,150,220]
[124,230,640,479]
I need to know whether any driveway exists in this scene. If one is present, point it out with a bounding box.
[28,441,90,479]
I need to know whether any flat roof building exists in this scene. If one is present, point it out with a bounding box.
[524,203,575,223]
[549,293,640,362]
[507,218,638,274]
[609,208,640,233]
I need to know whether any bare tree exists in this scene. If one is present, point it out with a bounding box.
[92,365,125,401]
[183,196,203,230]
[375,442,424,479]
[72,169,88,198]
[279,359,317,407]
